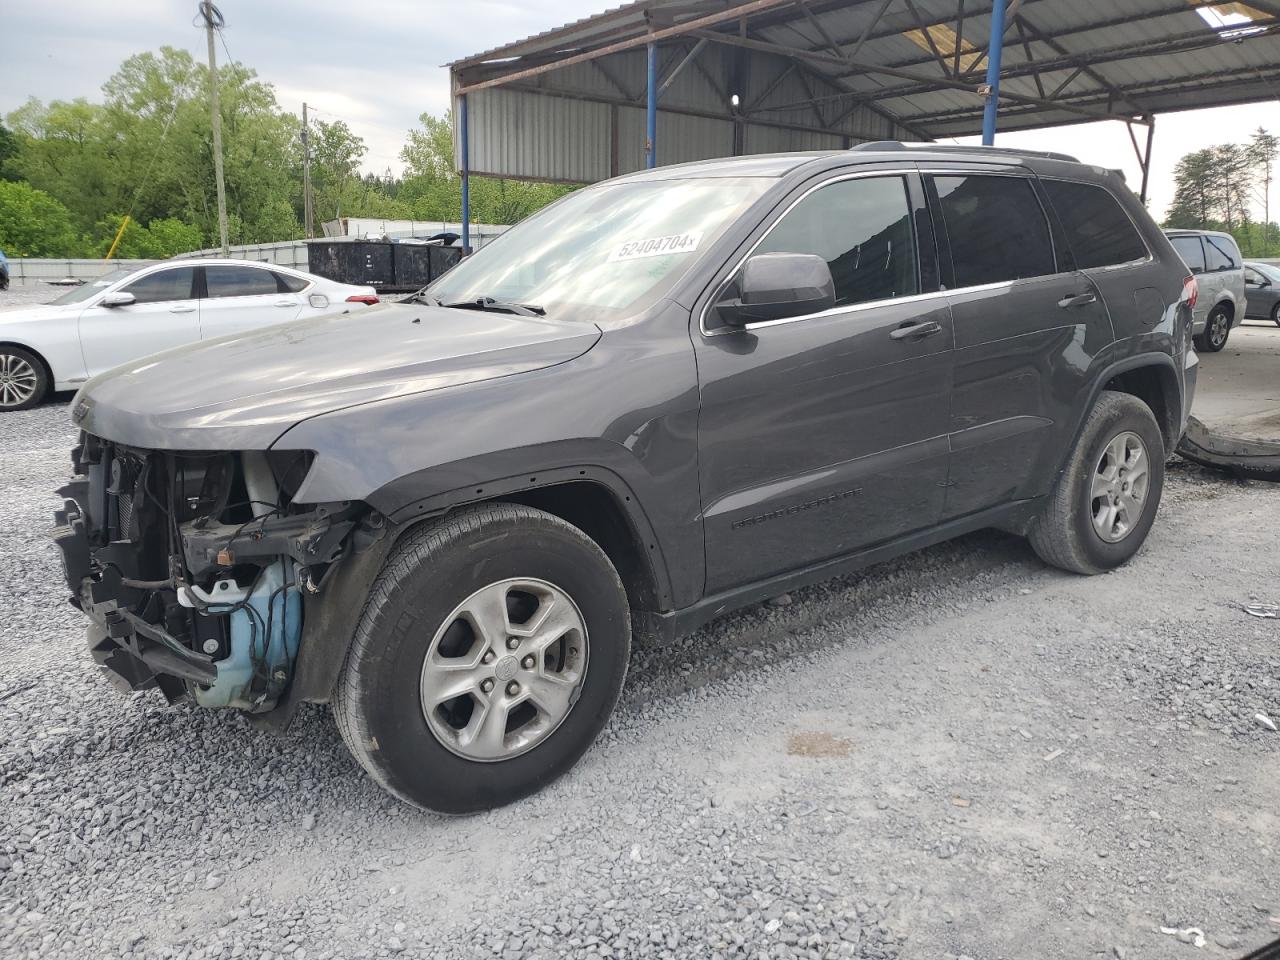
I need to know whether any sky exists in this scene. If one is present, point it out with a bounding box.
[1,0,1277,222]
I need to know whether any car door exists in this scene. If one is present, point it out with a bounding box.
[1169,235,1212,329]
[925,169,1113,519]
[694,170,953,594]
[198,263,304,339]
[76,265,200,378]
[1202,234,1244,319]
[1245,265,1279,320]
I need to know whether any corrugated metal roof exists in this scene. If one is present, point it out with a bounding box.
[451,0,1280,182]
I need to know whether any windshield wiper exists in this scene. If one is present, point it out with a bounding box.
[440,296,546,317]
[402,291,439,306]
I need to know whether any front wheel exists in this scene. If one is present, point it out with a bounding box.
[0,346,48,411]
[1195,305,1232,352]
[333,503,631,813]
[1029,391,1165,575]
[1272,302,1280,328]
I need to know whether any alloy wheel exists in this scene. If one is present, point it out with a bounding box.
[419,577,588,762]
[1090,431,1150,543]
[1207,310,1229,349]
[0,353,39,408]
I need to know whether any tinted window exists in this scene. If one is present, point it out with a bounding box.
[755,176,918,307]
[1042,180,1146,269]
[933,175,1055,286]
[1245,266,1266,285]
[121,267,196,304]
[1170,236,1205,273]
[275,272,309,293]
[1204,236,1238,271]
[205,264,280,298]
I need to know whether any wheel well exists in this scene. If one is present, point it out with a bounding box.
[1213,300,1234,320]
[499,481,666,613]
[0,341,54,384]
[1101,364,1180,453]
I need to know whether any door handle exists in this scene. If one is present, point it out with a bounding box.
[274,300,297,308]
[1057,292,1097,309]
[889,320,943,341]
[169,305,196,314]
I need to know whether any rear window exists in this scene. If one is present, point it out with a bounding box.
[1204,235,1239,271]
[275,272,309,293]
[1169,235,1205,274]
[205,264,280,298]
[932,175,1056,287]
[1042,180,1147,269]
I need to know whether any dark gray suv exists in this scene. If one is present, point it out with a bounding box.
[54,143,1197,812]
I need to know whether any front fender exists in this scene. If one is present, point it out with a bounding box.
[271,310,705,608]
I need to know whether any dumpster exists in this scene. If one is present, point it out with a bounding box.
[307,241,394,288]
[308,240,463,293]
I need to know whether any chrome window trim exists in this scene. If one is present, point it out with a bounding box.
[699,168,920,337]
[738,281,1010,332]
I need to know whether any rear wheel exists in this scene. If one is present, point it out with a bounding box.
[1272,302,1280,328]
[1029,391,1165,575]
[333,503,631,813]
[1195,305,1231,352]
[0,346,48,411]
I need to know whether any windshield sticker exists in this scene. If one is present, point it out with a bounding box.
[608,231,703,262]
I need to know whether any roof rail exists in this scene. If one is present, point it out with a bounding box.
[849,140,1080,164]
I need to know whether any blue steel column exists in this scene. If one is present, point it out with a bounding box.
[459,92,471,254]
[981,0,1007,145]
[646,42,658,168]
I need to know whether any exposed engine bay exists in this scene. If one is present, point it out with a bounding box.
[52,433,384,713]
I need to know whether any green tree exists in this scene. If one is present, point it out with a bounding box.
[1249,127,1279,255]
[0,179,80,256]
[0,123,19,181]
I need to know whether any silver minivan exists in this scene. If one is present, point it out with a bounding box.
[1164,229,1246,352]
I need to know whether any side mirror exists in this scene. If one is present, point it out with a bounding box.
[99,291,136,308]
[717,252,835,327]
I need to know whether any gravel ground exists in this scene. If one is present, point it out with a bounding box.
[1,293,1278,959]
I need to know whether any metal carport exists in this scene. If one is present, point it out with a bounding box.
[447,0,1280,249]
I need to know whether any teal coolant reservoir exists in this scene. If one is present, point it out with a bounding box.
[190,560,302,711]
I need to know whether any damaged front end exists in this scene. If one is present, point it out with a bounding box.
[52,433,384,713]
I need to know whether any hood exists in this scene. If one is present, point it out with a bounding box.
[0,303,73,323]
[75,302,601,450]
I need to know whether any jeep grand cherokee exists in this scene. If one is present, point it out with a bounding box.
[54,143,1197,813]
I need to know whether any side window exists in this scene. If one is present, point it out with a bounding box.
[1204,236,1238,271]
[1170,236,1205,274]
[1041,180,1147,269]
[932,175,1056,286]
[205,264,281,298]
[754,175,919,307]
[120,267,196,304]
[1245,267,1262,285]
[275,272,309,293]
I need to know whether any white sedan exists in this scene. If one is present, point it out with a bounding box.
[0,259,379,411]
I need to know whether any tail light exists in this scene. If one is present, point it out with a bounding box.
[346,294,379,305]
[1181,275,1198,309]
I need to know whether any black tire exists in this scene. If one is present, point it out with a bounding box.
[1195,305,1231,352]
[333,502,631,814]
[1029,390,1165,575]
[0,273,9,291]
[1272,302,1280,328]
[0,345,49,411]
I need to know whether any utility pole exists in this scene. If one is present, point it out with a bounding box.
[199,2,230,255]
[302,102,315,239]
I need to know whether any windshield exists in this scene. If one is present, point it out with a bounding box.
[426,176,774,322]
[50,268,134,305]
